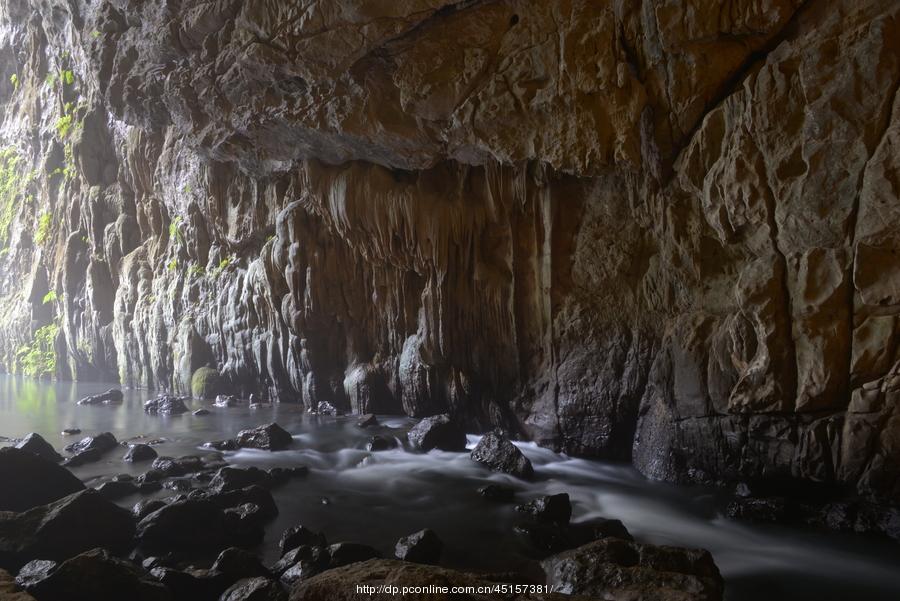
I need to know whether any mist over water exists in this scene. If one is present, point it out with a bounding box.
[2,374,899,601]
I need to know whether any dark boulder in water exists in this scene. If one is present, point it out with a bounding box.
[516,493,572,525]
[221,577,286,601]
[77,389,123,405]
[143,395,189,416]
[136,498,228,553]
[16,548,170,601]
[407,415,466,452]
[279,526,327,557]
[394,529,442,565]
[477,484,515,502]
[209,467,271,493]
[0,490,135,571]
[124,444,158,463]
[365,435,398,452]
[63,432,119,460]
[96,480,139,501]
[0,448,84,512]
[236,423,293,451]
[470,431,533,479]
[14,433,62,463]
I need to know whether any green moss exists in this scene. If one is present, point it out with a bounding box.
[42,290,57,305]
[9,74,18,91]
[166,257,178,272]
[188,263,205,278]
[35,211,52,244]
[0,147,26,250]
[191,366,222,399]
[16,323,59,379]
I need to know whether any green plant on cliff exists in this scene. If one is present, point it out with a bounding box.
[9,73,18,91]
[42,290,57,305]
[16,323,59,379]
[35,211,52,244]
[0,147,25,250]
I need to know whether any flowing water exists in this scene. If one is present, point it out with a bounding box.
[1,374,899,600]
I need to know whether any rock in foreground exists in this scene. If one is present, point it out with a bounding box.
[0,490,135,571]
[14,433,62,463]
[16,548,170,601]
[542,538,723,601]
[394,529,442,565]
[0,448,84,512]
[0,567,37,601]
[470,431,534,479]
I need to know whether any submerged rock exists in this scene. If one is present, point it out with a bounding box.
[394,529,442,565]
[77,389,123,405]
[215,395,242,408]
[365,435,398,452]
[236,423,293,451]
[470,431,534,479]
[477,484,516,502]
[0,448,84,512]
[407,415,467,452]
[542,538,723,601]
[0,490,135,571]
[14,433,62,463]
[210,466,271,493]
[516,493,572,525]
[96,480,139,500]
[357,414,378,428]
[143,395,189,415]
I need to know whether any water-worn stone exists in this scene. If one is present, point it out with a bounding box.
[407,415,467,452]
[143,395,189,415]
[63,433,118,455]
[14,433,62,463]
[124,444,158,463]
[366,436,398,452]
[394,529,442,565]
[77,389,123,405]
[192,367,224,400]
[517,494,572,525]
[136,498,228,552]
[0,490,135,571]
[96,480,139,500]
[236,424,293,451]
[470,431,534,479]
[0,448,85,512]
[221,577,286,601]
[279,527,327,557]
[542,539,723,601]
[15,548,171,601]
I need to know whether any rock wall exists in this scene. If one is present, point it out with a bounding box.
[0,0,898,503]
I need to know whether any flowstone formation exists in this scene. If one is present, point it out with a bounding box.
[0,0,898,503]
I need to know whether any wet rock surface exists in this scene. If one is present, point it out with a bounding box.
[0,448,84,512]
[394,529,442,565]
[144,396,190,416]
[13,434,62,463]
[542,538,724,601]
[471,431,534,479]
[235,424,293,452]
[77,390,124,406]
[407,415,467,452]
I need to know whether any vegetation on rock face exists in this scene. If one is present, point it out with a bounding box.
[0,147,26,251]
[191,366,222,399]
[15,323,59,379]
[35,212,52,245]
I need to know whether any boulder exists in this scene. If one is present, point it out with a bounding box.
[96,480,139,500]
[516,493,572,525]
[289,560,564,601]
[477,484,515,502]
[279,527,327,557]
[150,455,205,477]
[514,518,632,556]
[407,415,466,452]
[14,560,56,591]
[124,444,158,463]
[14,433,62,463]
[15,548,170,601]
[215,395,242,408]
[136,498,228,552]
[143,395,189,415]
[0,490,135,571]
[314,401,342,416]
[271,546,329,580]
[63,432,118,455]
[366,436,398,452]
[470,431,534,479]
[236,424,293,451]
[191,367,223,400]
[223,503,267,547]
[211,547,271,582]
[327,543,380,569]
[542,538,723,601]
[221,577,286,601]
[193,409,210,416]
[203,485,279,521]
[210,467,271,493]
[726,497,789,523]
[204,439,240,451]
[0,448,84,512]
[394,529,442,565]
[357,414,378,428]
[76,389,124,405]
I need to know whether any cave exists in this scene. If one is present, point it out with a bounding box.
[0,1,899,600]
